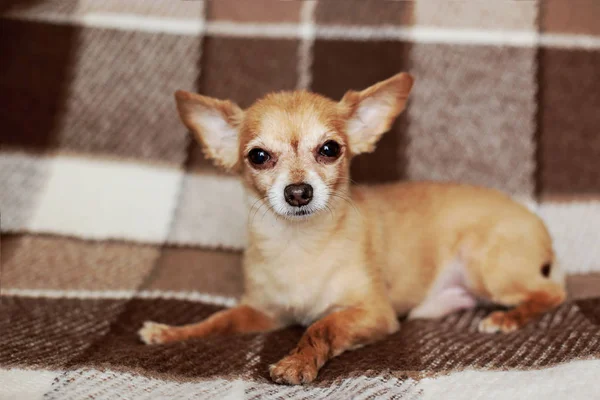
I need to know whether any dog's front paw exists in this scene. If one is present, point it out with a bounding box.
[138,321,178,344]
[478,311,519,334]
[269,355,318,385]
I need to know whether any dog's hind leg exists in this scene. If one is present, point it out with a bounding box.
[478,284,566,333]
[473,224,567,333]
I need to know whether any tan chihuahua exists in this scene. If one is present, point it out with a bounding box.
[139,72,566,385]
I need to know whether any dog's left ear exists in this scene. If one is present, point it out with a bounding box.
[339,72,414,154]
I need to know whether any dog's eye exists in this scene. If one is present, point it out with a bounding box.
[318,141,341,159]
[541,263,552,278]
[248,148,271,165]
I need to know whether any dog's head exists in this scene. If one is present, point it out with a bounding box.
[175,73,413,220]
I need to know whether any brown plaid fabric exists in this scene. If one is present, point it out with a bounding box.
[1,1,600,398]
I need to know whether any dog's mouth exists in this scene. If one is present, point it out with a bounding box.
[279,206,317,219]
[292,209,312,217]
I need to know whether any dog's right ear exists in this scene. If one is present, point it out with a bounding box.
[174,90,244,171]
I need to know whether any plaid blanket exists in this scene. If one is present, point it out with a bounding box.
[1,1,600,398]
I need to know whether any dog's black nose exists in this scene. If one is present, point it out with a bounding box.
[284,183,313,207]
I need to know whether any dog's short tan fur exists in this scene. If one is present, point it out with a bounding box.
[139,72,566,385]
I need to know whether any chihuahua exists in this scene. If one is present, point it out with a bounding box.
[139,72,566,385]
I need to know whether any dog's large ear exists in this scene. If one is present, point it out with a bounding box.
[339,72,414,155]
[175,90,244,171]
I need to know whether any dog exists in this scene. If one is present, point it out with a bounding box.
[138,72,566,385]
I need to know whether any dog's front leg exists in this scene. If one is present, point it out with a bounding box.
[269,305,399,385]
[139,305,277,345]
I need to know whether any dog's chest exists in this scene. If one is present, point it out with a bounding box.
[248,237,351,326]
